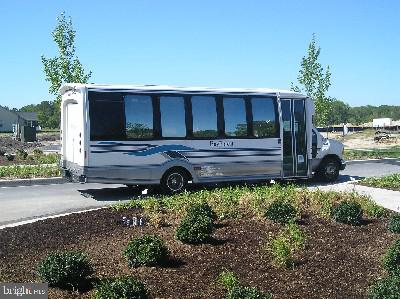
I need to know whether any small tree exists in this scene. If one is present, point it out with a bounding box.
[292,34,332,126]
[330,99,350,125]
[42,12,92,126]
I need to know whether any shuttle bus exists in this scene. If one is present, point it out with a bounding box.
[60,84,346,193]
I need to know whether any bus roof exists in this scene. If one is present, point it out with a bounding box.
[59,83,308,98]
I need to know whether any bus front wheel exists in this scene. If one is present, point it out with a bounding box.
[161,168,188,194]
[317,158,340,182]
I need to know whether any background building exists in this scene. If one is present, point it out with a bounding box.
[373,118,392,128]
[0,106,38,132]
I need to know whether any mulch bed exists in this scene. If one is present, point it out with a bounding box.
[0,134,61,166]
[0,208,396,299]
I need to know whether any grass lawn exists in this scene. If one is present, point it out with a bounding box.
[0,185,394,298]
[344,146,400,160]
[359,173,400,191]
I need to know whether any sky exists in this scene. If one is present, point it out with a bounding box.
[0,0,399,108]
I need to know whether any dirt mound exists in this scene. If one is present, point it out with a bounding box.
[0,137,42,154]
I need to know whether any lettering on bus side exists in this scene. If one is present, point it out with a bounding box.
[209,140,234,147]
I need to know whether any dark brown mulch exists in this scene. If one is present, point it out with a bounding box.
[0,156,42,166]
[0,133,59,158]
[0,136,43,152]
[0,208,396,299]
[37,133,60,142]
[0,133,61,165]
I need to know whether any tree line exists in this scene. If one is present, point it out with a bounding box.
[329,100,400,126]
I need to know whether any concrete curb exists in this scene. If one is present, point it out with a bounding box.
[0,177,66,187]
[314,181,400,213]
[347,157,399,163]
[0,207,106,230]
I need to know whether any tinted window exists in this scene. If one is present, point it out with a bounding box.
[223,97,247,137]
[191,96,218,137]
[89,92,125,140]
[124,95,153,139]
[251,97,278,138]
[160,96,186,137]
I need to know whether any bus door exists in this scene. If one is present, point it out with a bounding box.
[281,98,308,177]
[64,100,81,165]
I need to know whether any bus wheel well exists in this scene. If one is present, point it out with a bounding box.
[316,154,341,182]
[320,154,341,166]
[162,167,193,182]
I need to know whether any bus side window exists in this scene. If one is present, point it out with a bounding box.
[89,92,125,141]
[223,97,247,137]
[124,95,154,139]
[250,97,279,138]
[191,96,218,138]
[160,96,186,138]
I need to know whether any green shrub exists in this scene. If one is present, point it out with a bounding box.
[208,187,241,219]
[35,153,60,164]
[187,202,217,221]
[176,203,214,244]
[33,149,43,156]
[358,197,387,219]
[217,270,271,299]
[15,149,28,160]
[4,154,14,161]
[264,201,297,224]
[124,235,169,267]
[176,211,213,244]
[331,201,363,225]
[227,285,272,299]
[93,276,148,299]
[267,234,293,268]
[388,214,400,233]
[361,174,400,191]
[36,251,91,289]
[138,198,166,227]
[0,164,61,179]
[284,221,306,251]
[368,275,400,299]
[383,239,400,276]
[266,222,306,268]
[216,270,240,291]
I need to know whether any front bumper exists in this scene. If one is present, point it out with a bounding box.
[339,159,346,170]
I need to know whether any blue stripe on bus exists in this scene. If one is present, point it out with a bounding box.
[125,144,194,156]
[89,144,281,157]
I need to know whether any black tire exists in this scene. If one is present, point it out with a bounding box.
[161,168,188,194]
[317,158,340,182]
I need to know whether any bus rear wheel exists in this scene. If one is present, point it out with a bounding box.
[317,158,340,182]
[161,169,188,194]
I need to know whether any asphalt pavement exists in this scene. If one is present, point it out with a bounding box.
[1,158,399,228]
[340,158,400,180]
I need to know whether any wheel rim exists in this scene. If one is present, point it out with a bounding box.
[325,163,338,179]
[166,172,184,192]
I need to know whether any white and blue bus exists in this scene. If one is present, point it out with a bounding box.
[60,84,345,192]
